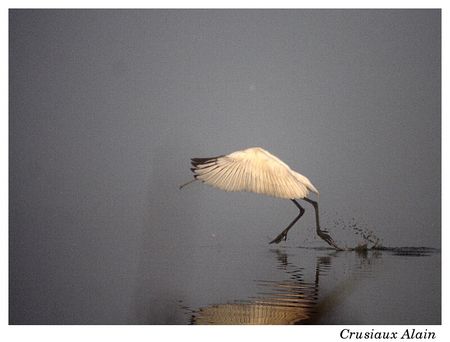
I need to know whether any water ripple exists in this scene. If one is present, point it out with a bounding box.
[190,250,322,324]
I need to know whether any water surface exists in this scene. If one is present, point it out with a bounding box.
[151,245,440,324]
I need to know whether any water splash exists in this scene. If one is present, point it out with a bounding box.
[329,215,382,249]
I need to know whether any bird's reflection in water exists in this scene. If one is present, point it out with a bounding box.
[190,249,336,325]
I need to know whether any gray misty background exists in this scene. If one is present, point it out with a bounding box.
[10,9,440,324]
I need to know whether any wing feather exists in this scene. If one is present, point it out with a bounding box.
[190,147,318,199]
[262,166,269,195]
[199,164,225,184]
[208,164,228,189]
[234,159,245,190]
[229,161,242,191]
[219,160,237,191]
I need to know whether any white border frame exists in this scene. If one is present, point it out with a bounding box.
[3,2,447,341]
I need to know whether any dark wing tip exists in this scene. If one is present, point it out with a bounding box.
[190,155,224,167]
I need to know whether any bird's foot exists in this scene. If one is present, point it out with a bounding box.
[317,229,343,250]
[269,232,288,244]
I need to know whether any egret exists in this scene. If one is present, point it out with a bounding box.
[180,147,341,250]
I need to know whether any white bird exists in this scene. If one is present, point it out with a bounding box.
[180,147,340,249]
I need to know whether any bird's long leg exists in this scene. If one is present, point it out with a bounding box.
[302,197,342,250]
[269,199,305,244]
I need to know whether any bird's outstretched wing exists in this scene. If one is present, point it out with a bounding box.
[191,147,317,199]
